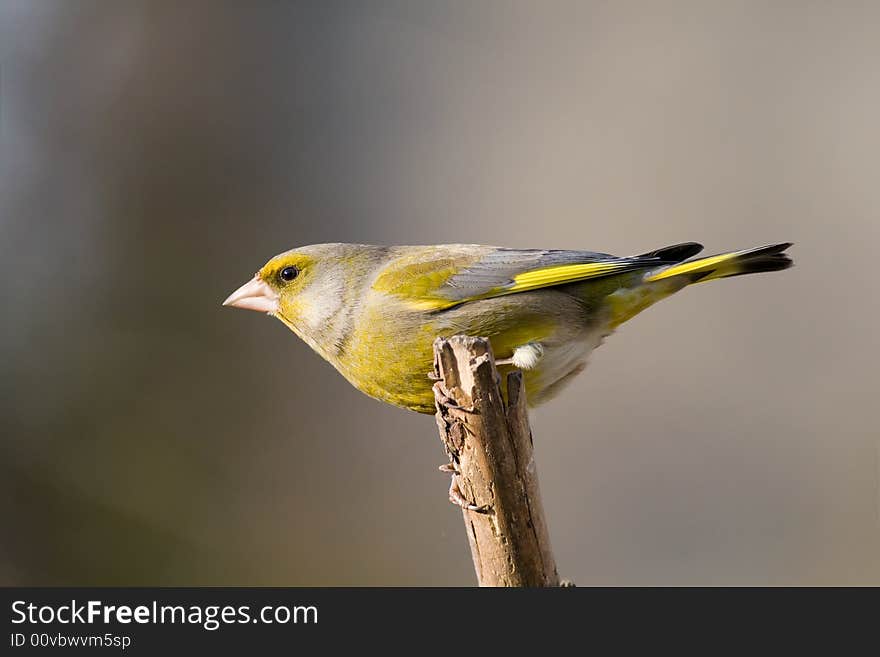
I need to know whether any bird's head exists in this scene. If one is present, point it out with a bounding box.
[223,250,313,316]
[223,243,382,356]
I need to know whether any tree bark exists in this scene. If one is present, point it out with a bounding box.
[432,335,560,587]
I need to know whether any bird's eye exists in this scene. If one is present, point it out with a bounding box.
[279,266,300,282]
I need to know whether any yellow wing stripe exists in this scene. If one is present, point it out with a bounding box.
[508,262,627,291]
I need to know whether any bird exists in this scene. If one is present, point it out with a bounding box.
[223,241,792,414]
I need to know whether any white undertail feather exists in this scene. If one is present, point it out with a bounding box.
[510,342,545,370]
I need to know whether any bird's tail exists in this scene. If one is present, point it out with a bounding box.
[644,242,794,284]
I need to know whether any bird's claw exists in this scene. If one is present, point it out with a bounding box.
[442,464,489,513]
[439,396,479,414]
[432,382,479,414]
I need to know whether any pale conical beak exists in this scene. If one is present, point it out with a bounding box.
[222,275,280,314]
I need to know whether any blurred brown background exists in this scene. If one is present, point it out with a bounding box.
[2,1,878,585]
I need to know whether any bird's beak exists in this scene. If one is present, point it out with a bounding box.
[222,275,280,314]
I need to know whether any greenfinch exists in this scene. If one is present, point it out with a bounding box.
[224,242,792,413]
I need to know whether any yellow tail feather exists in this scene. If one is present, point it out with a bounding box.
[644,242,793,284]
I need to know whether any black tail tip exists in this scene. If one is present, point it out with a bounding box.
[736,242,795,276]
[742,254,794,274]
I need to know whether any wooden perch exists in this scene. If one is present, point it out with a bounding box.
[432,335,560,587]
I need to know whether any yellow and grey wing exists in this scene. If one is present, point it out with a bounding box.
[372,243,704,311]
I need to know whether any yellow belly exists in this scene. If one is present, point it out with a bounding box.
[334,291,603,413]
